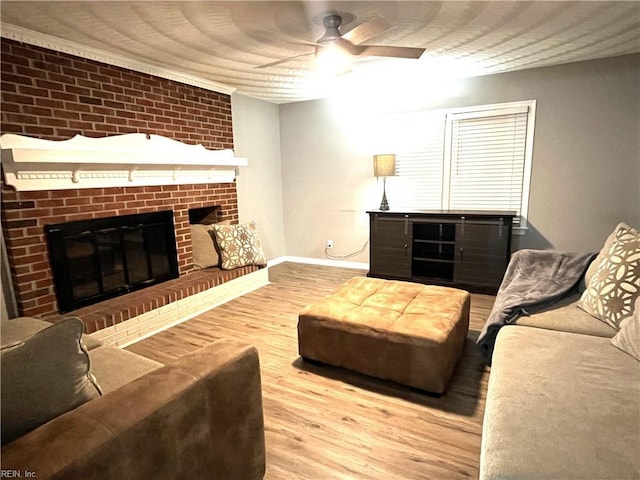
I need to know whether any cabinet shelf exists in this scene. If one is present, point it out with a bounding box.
[413,257,454,264]
[412,259,454,280]
[411,275,455,285]
[414,239,455,245]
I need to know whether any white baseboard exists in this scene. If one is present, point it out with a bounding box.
[268,255,369,271]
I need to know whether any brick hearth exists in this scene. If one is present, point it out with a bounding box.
[46,265,264,343]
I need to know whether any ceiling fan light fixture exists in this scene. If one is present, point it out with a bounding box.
[315,44,351,75]
[256,12,424,70]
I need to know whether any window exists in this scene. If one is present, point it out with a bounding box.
[391,112,446,210]
[386,100,536,230]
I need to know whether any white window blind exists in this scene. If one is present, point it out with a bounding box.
[446,107,529,217]
[380,101,535,230]
[387,113,445,210]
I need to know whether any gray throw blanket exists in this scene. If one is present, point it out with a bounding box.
[476,249,595,363]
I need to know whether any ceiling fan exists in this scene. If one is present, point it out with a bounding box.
[256,12,426,69]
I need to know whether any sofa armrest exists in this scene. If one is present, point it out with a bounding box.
[1,339,266,480]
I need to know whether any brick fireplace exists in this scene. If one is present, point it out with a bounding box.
[1,39,239,318]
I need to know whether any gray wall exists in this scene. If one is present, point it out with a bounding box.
[278,54,640,259]
[232,93,287,260]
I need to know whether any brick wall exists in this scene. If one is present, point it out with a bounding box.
[1,39,239,318]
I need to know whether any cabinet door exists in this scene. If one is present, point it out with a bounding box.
[369,215,412,279]
[453,221,510,289]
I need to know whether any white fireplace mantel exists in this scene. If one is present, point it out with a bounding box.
[0,133,248,191]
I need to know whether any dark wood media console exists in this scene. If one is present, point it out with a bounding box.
[367,210,516,293]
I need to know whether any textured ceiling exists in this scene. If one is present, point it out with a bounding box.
[1,1,639,104]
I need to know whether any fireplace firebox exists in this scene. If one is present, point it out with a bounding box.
[46,210,179,313]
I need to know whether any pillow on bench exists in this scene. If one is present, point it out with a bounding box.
[190,220,230,269]
[212,221,267,270]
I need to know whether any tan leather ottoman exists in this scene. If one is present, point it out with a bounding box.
[298,277,470,394]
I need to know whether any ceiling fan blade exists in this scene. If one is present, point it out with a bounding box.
[355,45,426,59]
[342,16,391,45]
[333,37,358,55]
[255,52,314,69]
[291,40,323,48]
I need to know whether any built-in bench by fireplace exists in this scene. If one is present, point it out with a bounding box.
[46,210,179,313]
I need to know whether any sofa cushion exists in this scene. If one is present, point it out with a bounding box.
[579,223,639,330]
[0,318,102,445]
[480,325,640,480]
[89,346,163,394]
[1,316,51,346]
[212,221,267,270]
[1,316,103,350]
[515,295,618,338]
[81,333,103,351]
[611,298,640,362]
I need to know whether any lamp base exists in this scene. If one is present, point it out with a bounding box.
[379,189,389,211]
[379,176,390,211]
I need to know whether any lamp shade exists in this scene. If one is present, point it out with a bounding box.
[373,154,396,177]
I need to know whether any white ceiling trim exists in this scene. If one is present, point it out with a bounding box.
[1,23,237,96]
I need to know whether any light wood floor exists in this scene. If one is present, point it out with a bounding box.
[127,262,495,479]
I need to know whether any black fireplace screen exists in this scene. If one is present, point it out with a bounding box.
[46,210,179,313]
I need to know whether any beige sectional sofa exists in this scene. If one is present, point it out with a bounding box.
[1,316,266,480]
[480,223,640,479]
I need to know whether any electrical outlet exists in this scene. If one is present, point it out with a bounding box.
[326,239,334,249]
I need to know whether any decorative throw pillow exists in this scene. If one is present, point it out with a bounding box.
[584,222,638,286]
[190,220,231,269]
[212,221,267,270]
[578,224,640,330]
[1,317,102,445]
[611,297,640,362]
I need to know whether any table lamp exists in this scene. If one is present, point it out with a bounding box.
[373,154,396,211]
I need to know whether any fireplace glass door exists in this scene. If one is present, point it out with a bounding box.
[46,210,179,313]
